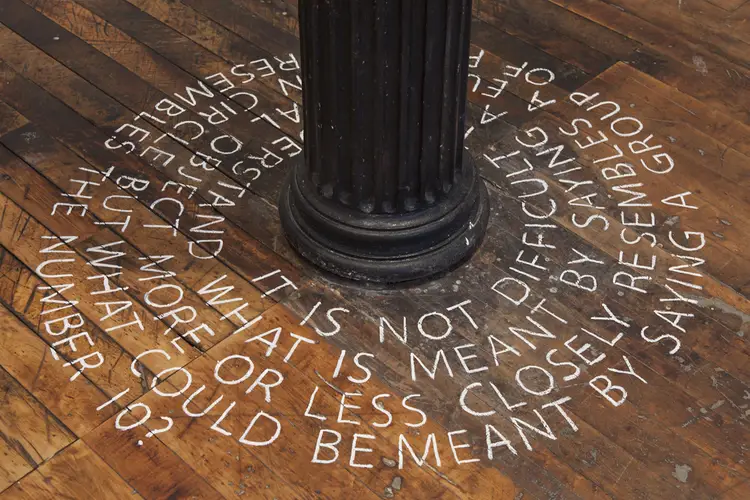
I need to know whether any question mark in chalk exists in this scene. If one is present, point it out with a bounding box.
[137,416,174,446]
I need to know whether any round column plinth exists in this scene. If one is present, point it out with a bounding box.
[279,151,489,284]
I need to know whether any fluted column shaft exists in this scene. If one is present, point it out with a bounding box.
[300,0,473,214]
[279,0,489,284]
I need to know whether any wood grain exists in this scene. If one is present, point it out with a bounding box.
[1,0,749,497]
[2,440,141,499]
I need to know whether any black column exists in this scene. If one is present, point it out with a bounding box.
[279,0,489,283]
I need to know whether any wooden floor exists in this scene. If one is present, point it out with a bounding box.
[0,0,749,498]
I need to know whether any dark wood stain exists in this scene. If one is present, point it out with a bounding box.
[0,0,749,498]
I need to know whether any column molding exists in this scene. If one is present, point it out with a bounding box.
[279,0,489,283]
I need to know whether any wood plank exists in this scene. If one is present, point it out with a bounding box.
[567,93,750,230]
[0,288,120,436]
[378,255,745,490]
[707,0,748,11]
[541,0,750,123]
[460,170,750,483]
[223,201,728,498]
[463,106,750,379]
[128,0,567,165]
[2,123,280,334]
[87,359,379,498]
[45,0,302,138]
[7,128,278,314]
[597,63,750,158]
[0,133,528,500]
[124,0,303,102]
[2,440,141,499]
[83,412,224,499]
[181,0,301,58]
[601,0,750,61]
[308,287,747,498]
[0,436,30,494]
[0,366,76,463]
[536,90,750,294]
[0,63,312,422]
[728,1,750,21]
[234,0,607,94]
[78,0,302,152]
[455,119,750,494]
[91,302,519,499]
[188,0,588,95]
[0,32,412,500]
[0,3,303,267]
[2,0,300,214]
[98,389,313,499]
[0,185,201,376]
[283,283,689,499]
[0,189,157,406]
[472,0,624,75]
[0,147,249,349]
[461,51,750,306]
[481,111,750,300]
[170,60,750,494]
[461,58,750,301]
[201,304,516,499]
[469,18,592,93]
[0,100,27,137]
[0,366,75,491]
[165,0,750,427]
[0,42,295,353]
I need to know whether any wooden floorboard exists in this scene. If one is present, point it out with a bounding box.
[1,0,749,498]
[3,440,141,499]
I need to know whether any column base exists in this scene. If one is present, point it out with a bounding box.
[278,151,490,284]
